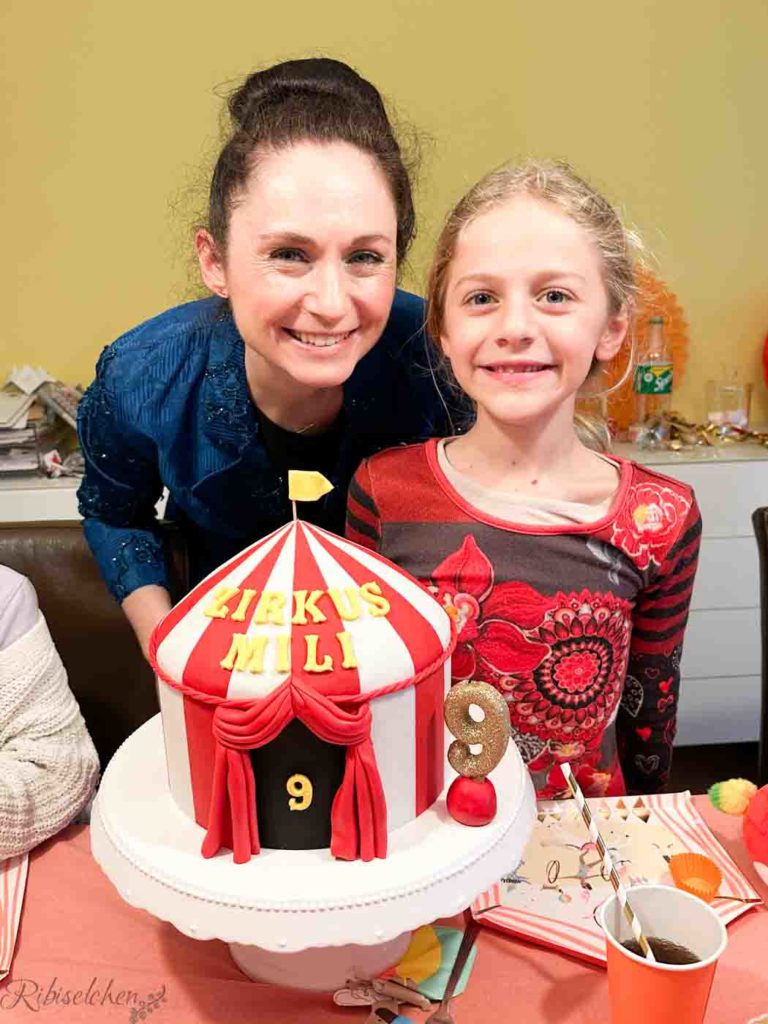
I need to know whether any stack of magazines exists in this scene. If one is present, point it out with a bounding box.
[0,426,40,475]
[0,372,83,476]
[0,389,40,475]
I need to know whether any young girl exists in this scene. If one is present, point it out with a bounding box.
[346,161,700,799]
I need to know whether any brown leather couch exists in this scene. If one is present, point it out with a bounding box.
[0,521,188,768]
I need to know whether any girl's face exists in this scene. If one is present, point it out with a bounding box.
[197,141,398,394]
[440,195,628,431]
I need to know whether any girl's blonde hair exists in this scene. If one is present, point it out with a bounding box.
[426,160,643,449]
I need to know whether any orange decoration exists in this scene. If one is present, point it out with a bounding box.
[668,852,722,903]
[599,267,690,432]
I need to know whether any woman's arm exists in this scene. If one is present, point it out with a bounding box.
[0,573,99,857]
[77,345,169,619]
[122,584,172,660]
[617,499,702,794]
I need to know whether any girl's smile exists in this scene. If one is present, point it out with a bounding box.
[478,358,558,384]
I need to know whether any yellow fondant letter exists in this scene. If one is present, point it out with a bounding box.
[327,588,361,621]
[252,590,286,626]
[336,631,358,669]
[304,634,333,673]
[292,590,328,625]
[220,633,269,673]
[231,588,257,623]
[276,633,292,673]
[360,581,390,617]
[203,585,241,619]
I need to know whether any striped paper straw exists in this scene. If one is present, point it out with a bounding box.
[561,762,656,962]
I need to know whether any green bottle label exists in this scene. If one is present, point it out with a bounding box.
[633,363,673,395]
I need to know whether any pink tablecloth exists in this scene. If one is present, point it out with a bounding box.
[2,797,766,1023]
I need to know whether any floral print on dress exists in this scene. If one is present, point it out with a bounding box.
[611,482,691,570]
[429,535,634,797]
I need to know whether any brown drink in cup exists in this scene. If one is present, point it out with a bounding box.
[598,885,727,1024]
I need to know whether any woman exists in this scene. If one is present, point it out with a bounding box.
[0,567,99,857]
[77,58,462,658]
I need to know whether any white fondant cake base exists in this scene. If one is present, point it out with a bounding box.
[91,716,535,982]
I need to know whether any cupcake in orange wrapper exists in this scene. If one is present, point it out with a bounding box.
[668,852,722,902]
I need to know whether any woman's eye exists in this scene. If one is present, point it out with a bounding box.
[542,289,570,304]
[466,291,495,306]
[347,250,384,265]
[270,248,308,262]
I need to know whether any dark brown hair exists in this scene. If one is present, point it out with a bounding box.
[207,58,415,262]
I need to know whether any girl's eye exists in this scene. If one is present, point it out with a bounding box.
[542,289,570,304]
[347,250,384,265]
[270,248,309,262]
[466,291,495,306]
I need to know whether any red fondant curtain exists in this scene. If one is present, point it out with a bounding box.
[201,680,387,863]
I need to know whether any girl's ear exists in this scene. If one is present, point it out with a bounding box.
[195,229,229,298]
[595,307,629,363]
[438,333,453,360]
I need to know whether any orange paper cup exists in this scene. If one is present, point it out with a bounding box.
[668,852,722,902]
[598,885,727,1024]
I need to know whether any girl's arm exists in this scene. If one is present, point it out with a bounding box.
[617,498,702,794]
[345,460,382,552]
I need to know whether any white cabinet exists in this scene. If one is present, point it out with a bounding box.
[0,478,167,522]
[614,442,768,746]
[0,476,81,521]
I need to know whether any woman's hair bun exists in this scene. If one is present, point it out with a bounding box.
[208,57,415,262]
[228,57,387,132]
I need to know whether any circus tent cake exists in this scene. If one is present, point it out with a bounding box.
[150,517,455,864]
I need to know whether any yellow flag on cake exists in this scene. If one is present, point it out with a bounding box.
[288,470,334,503]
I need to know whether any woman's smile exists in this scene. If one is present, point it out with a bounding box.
[283,327,357,350]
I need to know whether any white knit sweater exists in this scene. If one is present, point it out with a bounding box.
[0,601,100,858]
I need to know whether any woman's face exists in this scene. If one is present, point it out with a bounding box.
[198,140,398,394]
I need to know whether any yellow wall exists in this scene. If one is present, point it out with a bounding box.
[2,0,767,423]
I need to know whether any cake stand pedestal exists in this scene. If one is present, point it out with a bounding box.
[91,716,535,991]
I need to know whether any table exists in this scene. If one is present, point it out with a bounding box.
[4,798,766,1023]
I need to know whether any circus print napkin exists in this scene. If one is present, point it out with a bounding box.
[0,853,28,980]
[472,792,761,965]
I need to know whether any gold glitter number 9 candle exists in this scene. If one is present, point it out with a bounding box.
[444,681,510,778]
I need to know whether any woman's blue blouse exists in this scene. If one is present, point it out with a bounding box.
[77,291,461,602]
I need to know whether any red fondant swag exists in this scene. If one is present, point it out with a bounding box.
[201,678,387,863]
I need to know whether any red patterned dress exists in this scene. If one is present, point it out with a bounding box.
[346,439,701,798]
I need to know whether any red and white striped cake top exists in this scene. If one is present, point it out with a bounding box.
[153,520,452,703]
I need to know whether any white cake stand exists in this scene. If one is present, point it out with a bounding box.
[91,715,535,990]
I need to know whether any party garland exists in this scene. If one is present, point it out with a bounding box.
[636,412,768,450]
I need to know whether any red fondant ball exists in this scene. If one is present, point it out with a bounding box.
[744,784,768,867]
[447,776,497,826]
